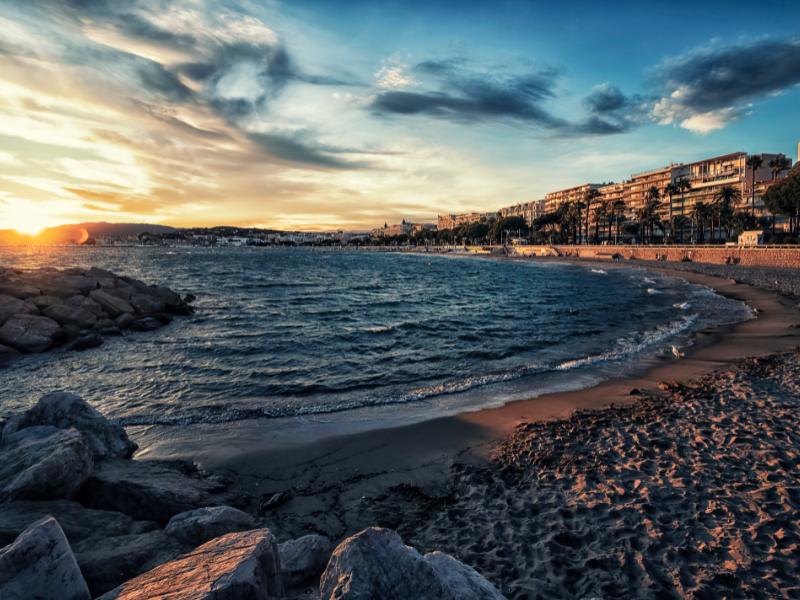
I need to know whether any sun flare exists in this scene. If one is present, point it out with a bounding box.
[1,199,60,237]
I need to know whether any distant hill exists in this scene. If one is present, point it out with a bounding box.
[0,222,177,246]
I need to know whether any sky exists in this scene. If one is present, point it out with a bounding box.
[1,0,799,233]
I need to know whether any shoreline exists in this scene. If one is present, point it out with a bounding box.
[178,258,800,552]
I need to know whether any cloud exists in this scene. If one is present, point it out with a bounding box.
[651,39,800,132]
[375,65,418,89]
[583,83,627,114]
[248,131,368,170]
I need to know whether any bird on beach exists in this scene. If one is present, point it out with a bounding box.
[672,346,684,359]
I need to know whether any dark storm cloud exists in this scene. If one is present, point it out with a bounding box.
[654,39,800,112]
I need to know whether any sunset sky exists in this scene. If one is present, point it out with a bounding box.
[1,0,799,232]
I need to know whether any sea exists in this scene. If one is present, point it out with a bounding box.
[0,247,754,452]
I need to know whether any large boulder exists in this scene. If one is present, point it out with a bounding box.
[130,317,161,332]
[0,426,94,502]
[114,313,136,330]
[43,304,98,329]
[0,343,20,364]
[321,528,451,600]
[0,516,91,600]
[97,529,282,600]
[77,458,229,525]
[31,295,63,310]
[73,530,192,597]
[0,500,158,547]
[65,295,104,316]
[88,290,134,318]
[0,280,41,300]
[129,292,166,315]
[425,551,506,600]
[0,293,39,326]
[3,392,138,460]
[0,314,63,352]
[52,276,98,296]
[321,528,506,600]
[165,506,256,546]
[279,534,331,587]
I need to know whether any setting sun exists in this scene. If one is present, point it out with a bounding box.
[0,198,61,237]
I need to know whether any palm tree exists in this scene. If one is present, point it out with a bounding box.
[745,155,763,218]
[668,215,688,244]
[768,154,792,238]
[676,178,692,216]
[584,189,601,245]
[691,202,709,243]
[664,182,679,221]
[592,201,607,243]
[644,186,662,243]
[713,185,742,213]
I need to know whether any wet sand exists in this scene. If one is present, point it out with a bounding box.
[141,258,800,599]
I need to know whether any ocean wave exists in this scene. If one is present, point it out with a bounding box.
[647,288,661,294]
[591,269,607,274]
[114,316,699,427]
[674,302,691,309]
[364,326,392,332]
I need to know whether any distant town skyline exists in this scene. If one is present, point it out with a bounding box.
[1,0,799,234]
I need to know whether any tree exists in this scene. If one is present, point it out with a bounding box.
[664,182,679,221]
[768,154,792,237]
[584,189,601,245]
[675,178,692,216]
[745,155,763,218]
[764,170,800,237]
[690,202,709,243]
[592,201,607,243]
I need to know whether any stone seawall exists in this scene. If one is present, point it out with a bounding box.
[511,245,800,269]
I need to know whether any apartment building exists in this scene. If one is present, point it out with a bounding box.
[437,212,496,230]
[543,183,602,214]
[622,164,676,217]
[499,200,546,226]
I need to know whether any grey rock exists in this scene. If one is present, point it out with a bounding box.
[77,458,228,526]
[89,290,135,318]
[183,293,196,303]
[104,287,132,302]
[65,295,104,316]
[87,267,118,280]
[151,312,174,325]
[97,529,282,600]
[165,506,256,546]
[43,303,98,329]
[73,530,192,597]
[0,516,91,600]
[0,281,41,300]
[0,314,63,352]
[320,527,451,600]
[0,294,39,326]
[0,343,20,364]
[279,534,331,586]
[48,276,95,296]
[130,317,161,332]
[98,326,123,337]
[71,333,103,351]
[0,426,94,502]
[93,318,116,330]
[425,551,506,600]
[4,392,138,460]
[0,500,158,547]
[129,292,165,315]
[31,295,63,310]
[114,313,136,330]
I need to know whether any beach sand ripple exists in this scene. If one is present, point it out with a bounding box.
[408,349,800,599]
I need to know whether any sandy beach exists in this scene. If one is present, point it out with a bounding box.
[170,257,800,599]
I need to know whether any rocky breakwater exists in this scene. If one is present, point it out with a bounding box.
[0,266,194,362]
[0,391,507,599]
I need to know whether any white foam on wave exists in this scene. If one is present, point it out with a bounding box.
[647,288,661,294]
[591,269,607,274]
[115,315,701,427]
[364,326,392,332]
[674,302,691,309]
